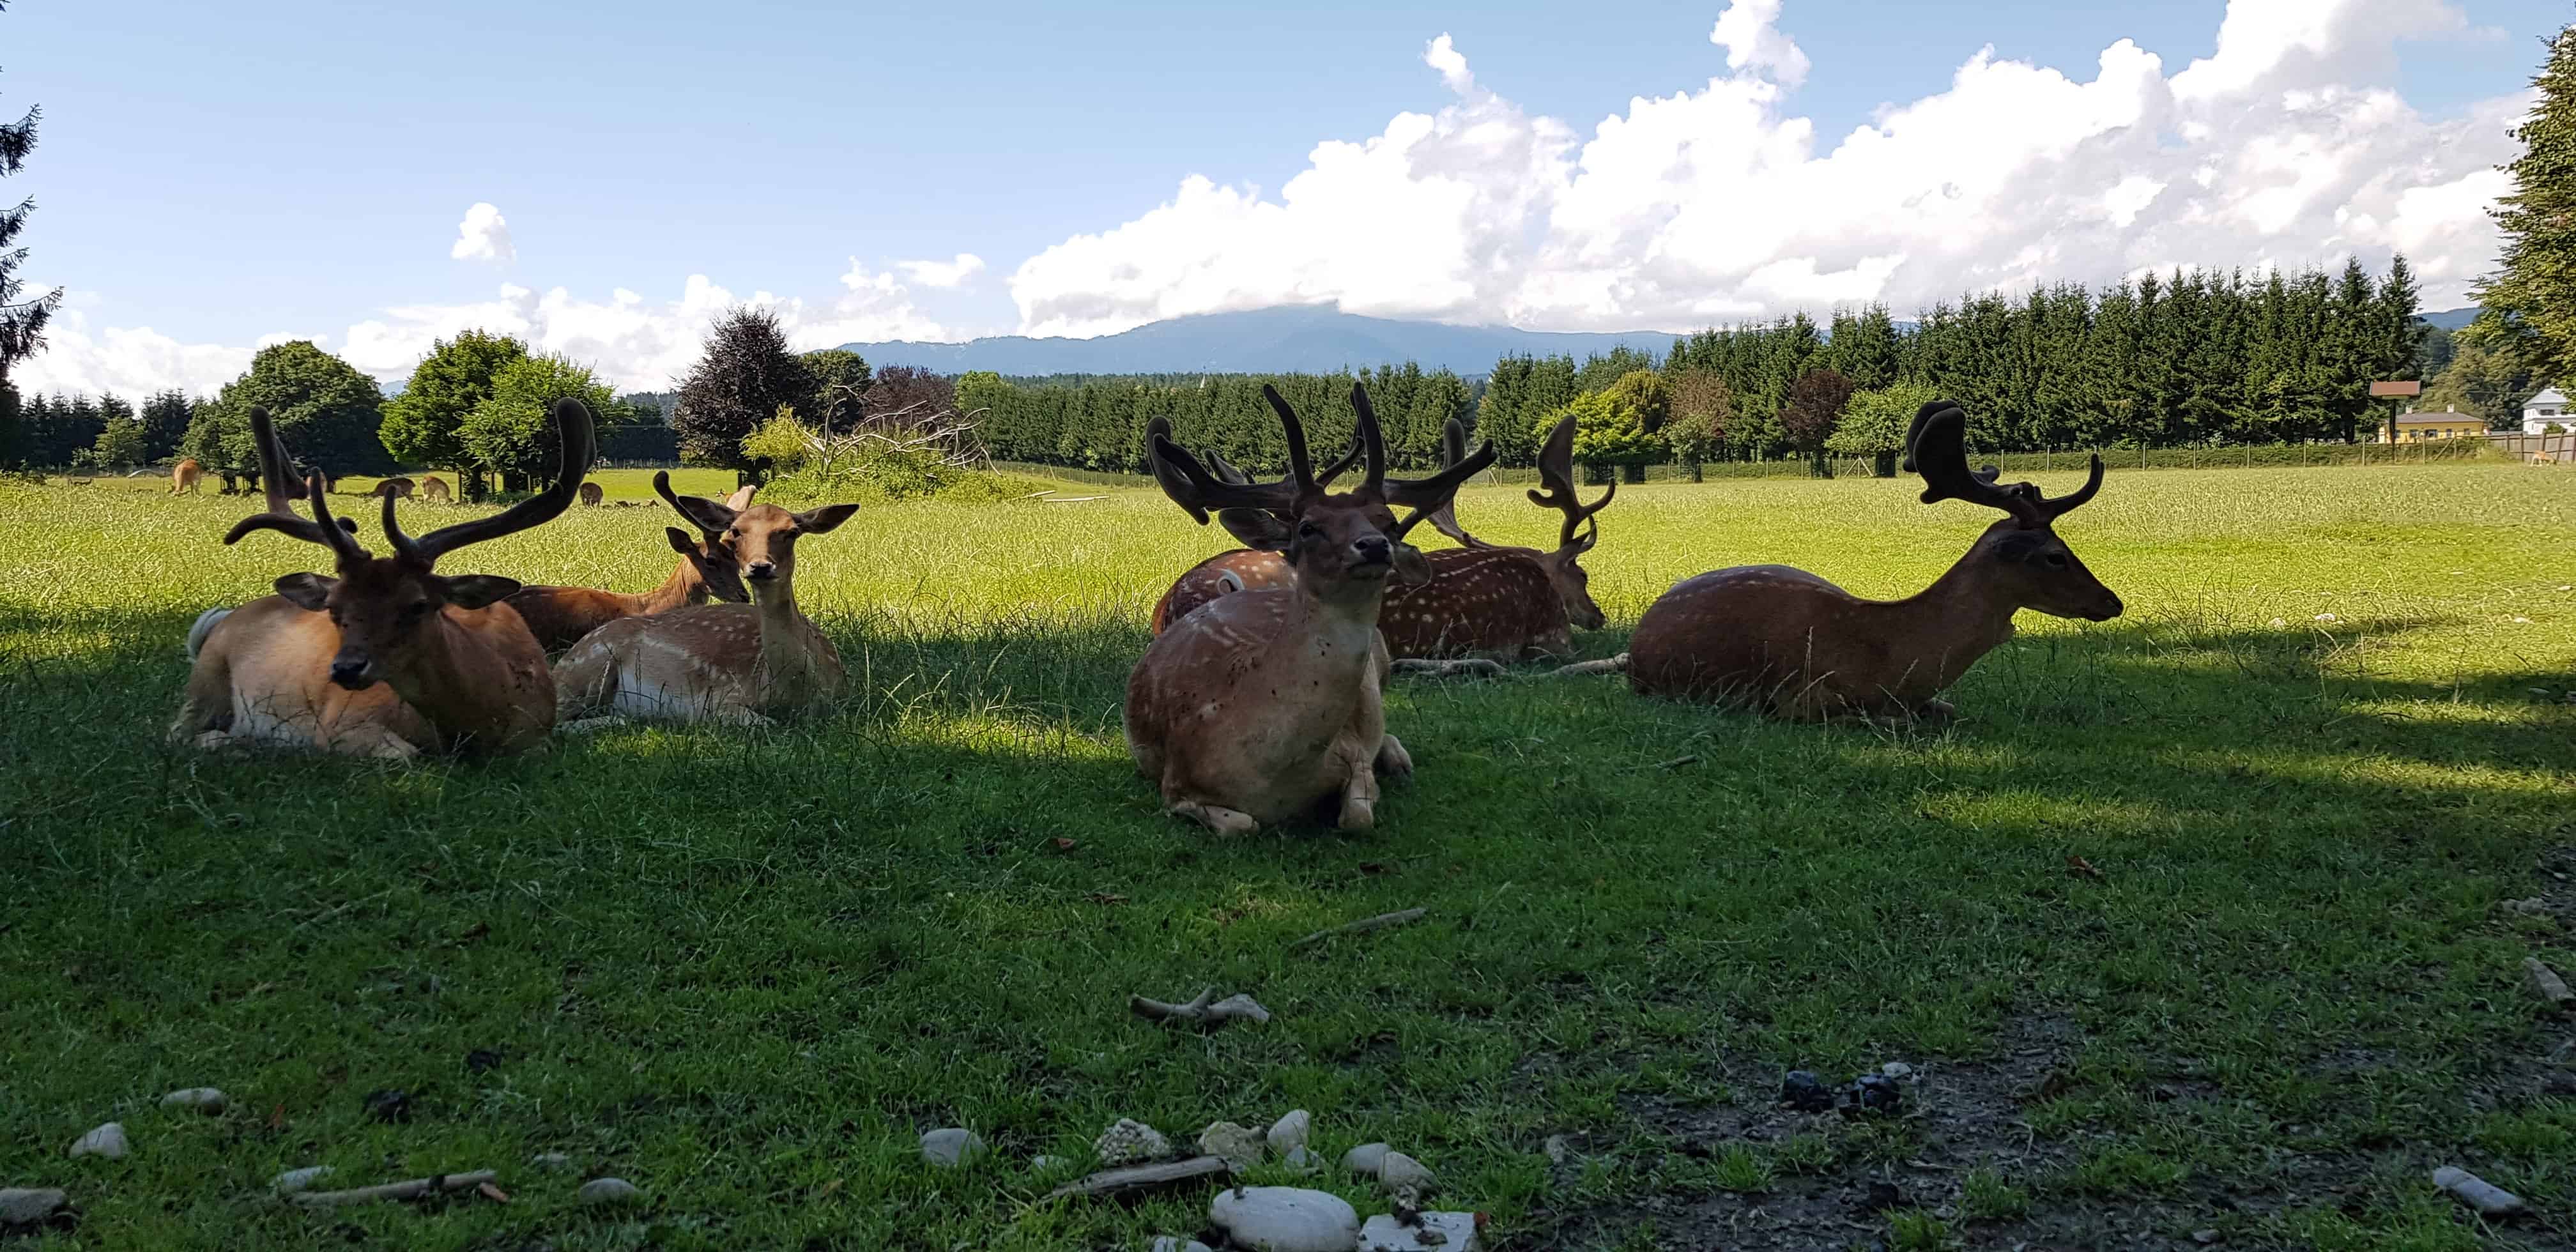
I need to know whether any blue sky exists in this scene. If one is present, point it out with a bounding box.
[10,0,2564,393]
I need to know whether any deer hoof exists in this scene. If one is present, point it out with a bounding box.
[1374,735,1414,779]
[1172,802,1257,836]
[1337,797,1377,832]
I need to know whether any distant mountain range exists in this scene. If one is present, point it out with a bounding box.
[838,306,1681,378]
[825,303,2482,381]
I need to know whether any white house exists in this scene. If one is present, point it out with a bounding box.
[2525,387,2570,434]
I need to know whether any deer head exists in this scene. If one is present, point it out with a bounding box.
[1526,413,1613,630]
[657,484,859,600]
[1148,385,1494,604]
[653,472,752,605]
[1905,401,2121,622]
[227,400,595,689]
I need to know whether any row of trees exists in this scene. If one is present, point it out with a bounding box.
[963,363,1476,475]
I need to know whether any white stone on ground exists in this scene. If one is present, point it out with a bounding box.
[1283,1146,1321,1173]
[68,1123,127,1160]
[1198,1121,1265,1170]
[920,1128,985,1168]
[159,1088,227,1114]
[1340,1143,1389,1176]
[1208,1186,1363,1252]
[1096,1118,1172,1166]
[1377,1150,1435,1195]
[577,1177,641,1205]
[1361,1211,1483,1251]
[1267,1110,1311,1157]
[0,1189,66,1225]
[269,1166,334,1194]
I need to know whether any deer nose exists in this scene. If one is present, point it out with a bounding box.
[746,561,777,579]
[1351,535,1391,564]
[328,655,372,688]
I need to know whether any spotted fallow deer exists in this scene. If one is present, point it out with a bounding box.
[1628,401,2122,721]
[171,400,597,756]
[1143,417,1364,633]
[170,458,203,495]
[550,484,860,726]
[1127,384,1493,833]
[419,475,453,504]
[1374,413,1612,659]
[503,474,754,652]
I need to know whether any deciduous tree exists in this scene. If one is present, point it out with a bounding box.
[676,307,815,481]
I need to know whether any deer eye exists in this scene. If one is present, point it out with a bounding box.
[2043,553,2069,569]
[401,601,434,620]
[1298,522,1321,538]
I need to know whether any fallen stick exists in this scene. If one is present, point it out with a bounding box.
[1389,658,1505,678]
[1129,988,1271,1026]
[289,1171,497,1207]
[1546,653,1629,678]
[1290,907,1427,950]
[1041,495,1105,503]
[1045,1154,1230,1200]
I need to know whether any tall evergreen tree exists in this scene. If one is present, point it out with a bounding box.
[139,389,192,462]
[0,0,59,468]
[2474,21,2576,385]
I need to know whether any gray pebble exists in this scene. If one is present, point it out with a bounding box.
[1095,1118,1170,1166]
[0,1189,66,1225]
[68,1123,128,1160]
[1342,1142,1390,1175]
[270,1166,334,1194]
[1379,1150,1436,1196]
[921,1127,985,1168]
[1197,1121,1264,1170]
[1267,1109,1312,1157]
[577,1177,641,1206]
[1149,1239,1215,1252]
[159,1088,228,1115]
[1880,1062,1915,1081]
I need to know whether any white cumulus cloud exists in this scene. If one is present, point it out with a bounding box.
[449,202,516,264]
[1008,0,2526,337]
[896,253,987,289]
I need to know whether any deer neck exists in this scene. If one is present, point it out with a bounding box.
[1302,576,1391,652]
[383,613,535,749]
[750,574,831,694]
[1880,547,2022,690]
[635,556,707,614]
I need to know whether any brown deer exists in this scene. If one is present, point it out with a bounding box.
[1628,401,2121,721]
[578,481,604,507]
[551,484,860,726]
[369,477,416,501]
[419,474,453,504]
[504,473,753,652]
[171,400,597,757]
[1375,413,1611,659]
[170,458,203,495]
[1126,383,1492,833]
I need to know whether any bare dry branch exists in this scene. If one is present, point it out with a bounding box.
[1290,908,1427,950]
[289,1171,497,1207]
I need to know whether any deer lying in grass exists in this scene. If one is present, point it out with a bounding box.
[505,476,755,652]
[1374,413,1611,659]
[1127,383,1492,832]
[171,401,596,756]
[1144,417,1356,633]
[1628,401,2120,721]
[551,484,859,726]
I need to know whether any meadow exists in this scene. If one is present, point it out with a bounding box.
[1,462,2572,1251]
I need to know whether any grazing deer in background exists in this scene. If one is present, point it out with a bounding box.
[1375,413,1612,659]
[505,473,754,652]
[419,475,453,504]
[369,477,416,501]
[1126,383,1492,833]
[551,483,860,726]
[1629,401,2121,721]
[170,458,203,495]
[172,401,597,756]
[578,481,604,507]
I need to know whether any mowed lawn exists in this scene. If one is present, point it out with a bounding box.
[1,464,2572,1251]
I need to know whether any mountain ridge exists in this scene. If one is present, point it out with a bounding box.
[838,306,1681,378]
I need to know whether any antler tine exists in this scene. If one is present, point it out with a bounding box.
[223,408,362,551]
[1259,385,1318,494]
[1349,383,1388,496]
[1314,434,1365,489]
[1203,448,1255,486]
[1524,412,1615,549]
[654,469,737,538]
[1148,433,1302,524]
[1415,417,1489,549]
[391,398,597,565]
[2036,454,2104,521]
[1384,436,1499,542]
[1910,404,2042,527]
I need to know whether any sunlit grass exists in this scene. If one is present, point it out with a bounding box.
[0,462,2571,1249]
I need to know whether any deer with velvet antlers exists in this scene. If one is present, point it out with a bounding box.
[505,477,756,652]
[550,483,861,726]
[1628,400,2121,721]
[1127,383,1492,833]
[1149,412,1608,659]
[171,399,596,757]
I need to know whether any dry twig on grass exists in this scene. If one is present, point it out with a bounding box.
[289,1171,497,1207]
[1289,907,1427,950]
[1129,988,1272,1026]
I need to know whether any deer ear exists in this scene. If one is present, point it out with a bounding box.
[1217,508,1294,551]
[441,575,522,609]
[665,526,696,555]
[274,573,335,611]
[794,503,861,534]
[1391,544,1435,586]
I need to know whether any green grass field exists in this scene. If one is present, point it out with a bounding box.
[1,464,2572,1250]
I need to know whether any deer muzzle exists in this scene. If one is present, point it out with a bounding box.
[328,648,381,691]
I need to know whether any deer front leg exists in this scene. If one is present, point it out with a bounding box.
[169,664,234,748]
[1336,749,1382,832]
[1374,732,1413,779]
